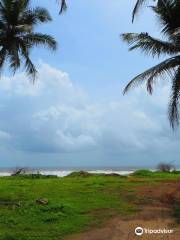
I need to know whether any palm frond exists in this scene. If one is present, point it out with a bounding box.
[153,0,180,37]
[8,47,21,74]
[132,0,151,22]
[123,56,180,94]
[21,7,52,27]
[168,67,180,129]
[121,32,179,57]
[22,33,57,50]
[24,56,37,82]
[18,39,37,81]
[57,0,67,14]
[22,50,37,81]
[0,47,7,70]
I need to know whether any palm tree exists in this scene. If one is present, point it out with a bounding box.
[122,0,180,128]
[0,0,57,80]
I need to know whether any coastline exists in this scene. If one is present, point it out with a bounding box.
[1,167,179,177]
[0,169,134,177]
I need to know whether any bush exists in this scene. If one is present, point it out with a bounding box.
[11,173,58,179]
[11,168,28,176]
[172,170,180,174]
[157,163,175,172]
[131,169,153,177]
[66,171,92,178]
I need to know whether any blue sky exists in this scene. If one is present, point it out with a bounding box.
[0,0,180,168]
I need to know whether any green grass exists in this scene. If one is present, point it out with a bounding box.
[132,169,180,178]
[0,171,179,240]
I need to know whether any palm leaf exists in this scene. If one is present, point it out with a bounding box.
[57,0,67,14]
[0,47,7,70]
[168,67,180,129]
[22,33,57,50]
[121,32,180,57]
[20,7,52,26]
[153,0,180,36]
[132,0,151,22]
[22,50,37,81]
[123,56,180,94]
[8,47,21,74]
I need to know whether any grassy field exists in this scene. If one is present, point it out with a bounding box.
[0,170,179,240]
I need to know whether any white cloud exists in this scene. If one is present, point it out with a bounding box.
[0,63,85,100]
[33,91,167,153]
[0,63,179,166]
[56,130,96,150]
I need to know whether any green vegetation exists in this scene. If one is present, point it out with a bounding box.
[0,171,179,240]
[0,174,133,240]
[132,169,180,178]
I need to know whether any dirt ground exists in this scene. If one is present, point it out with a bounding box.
[65,180,180,240]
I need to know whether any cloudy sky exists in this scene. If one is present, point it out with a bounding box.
[0,0,180,168]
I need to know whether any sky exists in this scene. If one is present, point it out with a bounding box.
[0,0,180,169]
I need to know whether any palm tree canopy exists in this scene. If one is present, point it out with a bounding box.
[0,0,57,79]
[122,0,180,128]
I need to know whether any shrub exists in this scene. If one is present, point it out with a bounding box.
[66,171,92,178]
[132,169,153,177]
[157,163,175,172]
[11,173,57,179]
[11,168,28,176]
